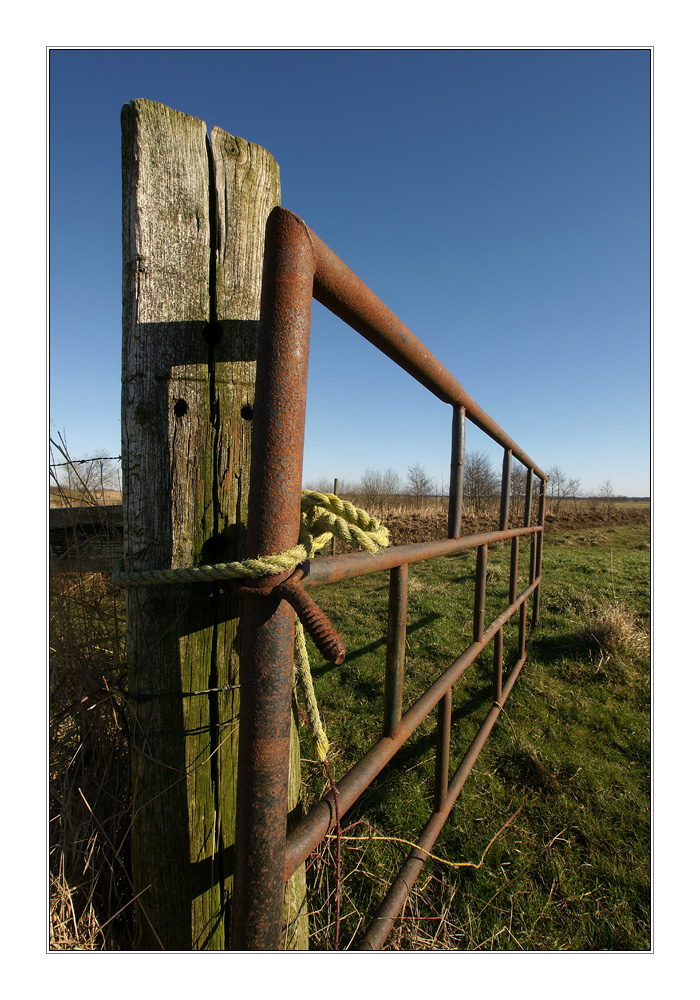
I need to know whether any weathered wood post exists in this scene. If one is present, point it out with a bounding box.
[121,99,307,949]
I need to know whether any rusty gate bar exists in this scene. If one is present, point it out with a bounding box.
[233,203,548,949]
[518,603,528,661]
[384,564,408,738]
[532,480,546,629]
[524,467,534,527]
[518,469,534,661]
[528,471,537,589]
[301,526,541,588]
[518,600,528,660]
[434,689,452,812]
[508,532,521,682]
[357,640,530,951]
[493,628,504,705]
[509,536,519,605]
[232,208,315,950]
[273,208,548,481]
[448,405,466,539]
[499,449,512,530]
[283,578,540,881]
[473,545,488,643]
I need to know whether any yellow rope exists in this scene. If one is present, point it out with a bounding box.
[294,492,389,761]
[114,490,390,762]
[113,491,388,587]
[298,491,389,556]
[293,617,330,761]
[112,547,308,585]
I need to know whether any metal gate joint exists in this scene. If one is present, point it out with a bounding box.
[230,566,346,665]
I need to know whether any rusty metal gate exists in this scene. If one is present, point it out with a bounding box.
[232,207,547,950]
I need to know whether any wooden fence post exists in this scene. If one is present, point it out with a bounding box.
[121,99,307,949]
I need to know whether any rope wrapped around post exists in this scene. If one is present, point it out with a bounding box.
[114,491,390,760]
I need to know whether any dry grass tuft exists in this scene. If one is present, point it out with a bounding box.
[556,597,649,688]
[386,872,468,950]
[50,865,106,950]
[582,600,650,662]
[49,496,135,949]
[304,823,470,950]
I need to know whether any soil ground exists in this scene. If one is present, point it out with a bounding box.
[381,503,650,547]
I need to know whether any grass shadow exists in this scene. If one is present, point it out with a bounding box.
[310,612,443,679]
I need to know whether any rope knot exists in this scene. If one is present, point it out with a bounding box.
[113,491,390,763]
[299,491,390,556]
[293,492,389,760]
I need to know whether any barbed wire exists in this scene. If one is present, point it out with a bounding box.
[49,455,122,468]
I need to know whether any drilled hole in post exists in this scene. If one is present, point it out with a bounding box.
[202,320,222,345]
[174,399,188,418]
[241,404,254,421]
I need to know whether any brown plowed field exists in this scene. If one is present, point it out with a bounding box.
[379,503,650,547]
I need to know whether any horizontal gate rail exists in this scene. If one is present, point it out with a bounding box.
[309,214,546,480]
[233,206,547,950]
[284,577,540,881]
[299,525,542,587]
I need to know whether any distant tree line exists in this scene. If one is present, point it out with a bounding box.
[305,455,620,519]
[304,452,529,517]
[545,464,581,512]
[49,438,627,521]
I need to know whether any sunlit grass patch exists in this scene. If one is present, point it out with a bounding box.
[301,521,650,950]
[50,492,650,950]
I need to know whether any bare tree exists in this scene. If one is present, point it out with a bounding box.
[360,468,403,514]
[303,476,352,496]
[406,463,434,508]
[546,464,568,511]
[545,465,584,513]
[463,451,499,512]
[566,477,582,511]
[303,476,334,494]
[598,479,615,513]
[382,468,403,499]
[510,462,528,520]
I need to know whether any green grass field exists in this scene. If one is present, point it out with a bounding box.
[299,521,651,950]
[49,506,650,951]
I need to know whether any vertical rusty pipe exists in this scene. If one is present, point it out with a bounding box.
[233,208,315,950]
[358,661,525,951]
[524,467,534,529]
[529,535,537,587]
[284,578,539,881]
[532,566,541,626]
[537,477,546,533]
[493,629,503,706]
[384,564,408,737]
[518,603,528,660]
[505,535,518,705]
[521,468,534,654]
[509,535,519,607]
[473,544,487,643]
[507,534,521,673]
[447,405,465,539]
[528,472,537,591]
[434,687,452,813]
[499,449,512,531]
[525,471,537,583]
[532,479,546,629]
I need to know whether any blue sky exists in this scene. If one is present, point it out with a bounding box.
[49,48,650,496]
